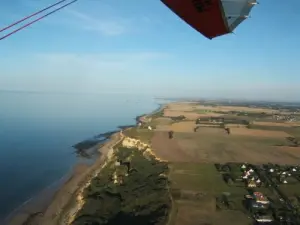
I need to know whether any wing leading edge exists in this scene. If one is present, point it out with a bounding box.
[161,0,257,39]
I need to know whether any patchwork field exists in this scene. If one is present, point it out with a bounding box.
[167,161,300,225]
[146,102,300,225]
[151,130,300,164]
[254,121,300,127]
[163,109,202,120]
[229,127,290,138]
[167,163,252,225]
[194,105,276,113]
[166,102,278,114]
[224,124,248,128]
[169,121,195,132]
[156,121,225,134]
[156,121,226,133]
[197,124,221,128]
[150,117,173,126]
[125,102,300,225]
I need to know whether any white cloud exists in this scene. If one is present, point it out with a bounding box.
[3,1,157,37]
[10,1,133,36]
[65,9,130,36]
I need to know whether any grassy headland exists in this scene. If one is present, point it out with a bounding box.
[71,142,171,225]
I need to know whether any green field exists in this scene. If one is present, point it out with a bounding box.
[167,162,253,225]
[193,109,213,114]
[176,130,288,148]
[123,127,154,143]
[169,162,254,194]
[167,162,300,225]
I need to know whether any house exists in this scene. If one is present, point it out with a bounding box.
[247,180,257,188]
[245,192,270,211]
[254,213,273,223]
[249,200,269,212]
[253,192,270,205]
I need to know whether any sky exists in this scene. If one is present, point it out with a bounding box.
[0,0,300,101]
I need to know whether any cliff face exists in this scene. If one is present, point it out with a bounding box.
[122,137,148,150]
[122,137,167,162]
[70,137,171,225]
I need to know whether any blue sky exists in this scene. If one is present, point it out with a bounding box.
[0,0,300,101]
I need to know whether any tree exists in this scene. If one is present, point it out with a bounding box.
[168,131,174,139]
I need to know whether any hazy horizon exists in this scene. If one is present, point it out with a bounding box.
[1,89,300,104]
[1,0,300,102]
[0,91,159,220]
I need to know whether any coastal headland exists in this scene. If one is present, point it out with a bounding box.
[7,100,300,225]
[5,104,165,225]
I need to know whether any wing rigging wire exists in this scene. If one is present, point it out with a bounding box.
[0,0,69,33]
[0,0,78,41]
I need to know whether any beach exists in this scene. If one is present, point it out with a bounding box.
[5,131,122,225]
[4,103,164,225]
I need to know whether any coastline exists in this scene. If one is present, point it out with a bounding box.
[5,103,164,225]
[136,103,166,123]
[46,131,124,225]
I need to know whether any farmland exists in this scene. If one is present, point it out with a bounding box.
[107,101,300,225]
[151,130,300,164]
[140,101,300,225]
[167,162,300,225]
[168,162,250,225]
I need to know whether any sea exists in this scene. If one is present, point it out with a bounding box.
[0,91,162,222]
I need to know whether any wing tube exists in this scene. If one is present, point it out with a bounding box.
[161,0,230,39]
[161,0,257,39]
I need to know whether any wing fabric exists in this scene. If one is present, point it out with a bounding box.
[161,0,258,39]
[220,0,257,31]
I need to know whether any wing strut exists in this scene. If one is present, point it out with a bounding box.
[0,0,78,41]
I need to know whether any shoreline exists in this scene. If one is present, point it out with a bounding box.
[5,103,164,225]
[48,131,124,225]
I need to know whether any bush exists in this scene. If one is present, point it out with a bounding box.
[72,147,171,225]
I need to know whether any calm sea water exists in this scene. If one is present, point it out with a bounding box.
[0,91,159,220]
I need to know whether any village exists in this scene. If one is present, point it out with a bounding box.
[215,162,300,224]
[63,101,300,225]
[131,101,300,225]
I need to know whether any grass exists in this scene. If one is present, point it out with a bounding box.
[73,146,171,225]
[165,197,178,225]
[193,109,212,114]
[148,117,173,127]
[279,184,300,196]
[167,162,253,225]
[170,162,216,172]
[169,163,287,201]
[247,124,300,139]
[169,163,247,195]
[167,161,300,224]
[176,130,285,147]
[248,124,300,132]
[167,163,300,225]
[150,109,165,119]
[123,127,154,143]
